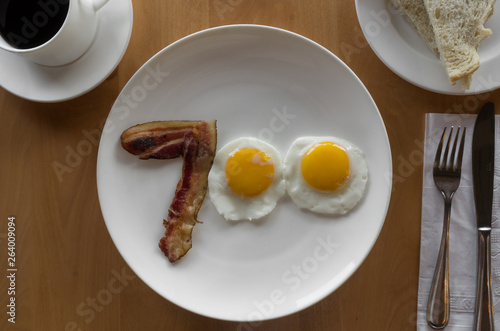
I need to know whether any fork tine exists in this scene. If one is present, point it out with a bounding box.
[455,127,466,172]
[449,127,460,171]
[442,127,454,170]
[434,127,447,170]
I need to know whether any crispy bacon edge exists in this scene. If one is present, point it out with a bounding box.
[121,120,217,262]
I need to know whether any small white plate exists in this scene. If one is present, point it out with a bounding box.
[97,25,392,321]
[0,0,133,102]
[355,0,500,95]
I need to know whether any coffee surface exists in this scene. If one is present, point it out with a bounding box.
[0,0,69,49]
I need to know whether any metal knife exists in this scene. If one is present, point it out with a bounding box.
[472,102,496,331]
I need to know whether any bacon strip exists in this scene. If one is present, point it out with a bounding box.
[138,138,184,160]
[121,121,196,155]
[120,120,217,262]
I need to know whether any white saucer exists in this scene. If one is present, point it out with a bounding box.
[0,0,133,103]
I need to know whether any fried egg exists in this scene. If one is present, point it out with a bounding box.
[208,137,285,221]
[284,136,368,214]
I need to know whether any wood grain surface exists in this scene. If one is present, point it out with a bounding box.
[2,0,500,330]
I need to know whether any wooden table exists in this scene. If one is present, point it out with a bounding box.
[2,0,499,330]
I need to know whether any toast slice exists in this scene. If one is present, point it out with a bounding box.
[390,0,472,87]
[389,0,439,56]
[423,0,496,84]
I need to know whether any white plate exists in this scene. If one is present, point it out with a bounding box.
[0,0,133,102]
[97,24,392,321]
[355,0,500,95]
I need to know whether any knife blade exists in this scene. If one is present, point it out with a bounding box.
[472,102,495,331]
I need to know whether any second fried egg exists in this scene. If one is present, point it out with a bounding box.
[284,136,368,215]
[208,137,285,221]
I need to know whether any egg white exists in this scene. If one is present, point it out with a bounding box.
[208,137,285,221]
[284,136,368,215]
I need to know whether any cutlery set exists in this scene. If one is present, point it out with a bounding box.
[427,102,496,330]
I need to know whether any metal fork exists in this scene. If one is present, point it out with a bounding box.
[427,126,466,329]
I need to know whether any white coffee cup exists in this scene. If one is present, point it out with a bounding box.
[0,0,109,66]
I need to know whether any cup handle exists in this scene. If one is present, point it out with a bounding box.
[92,0,110,11]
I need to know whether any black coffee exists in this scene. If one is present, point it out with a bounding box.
[0,0,69,49]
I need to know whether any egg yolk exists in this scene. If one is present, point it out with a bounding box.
[301,142,350,192]
[225,148,275,197]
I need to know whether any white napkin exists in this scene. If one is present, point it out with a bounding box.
[417,113,500,330]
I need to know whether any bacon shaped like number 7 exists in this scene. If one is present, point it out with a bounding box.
[121,120,217,263]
